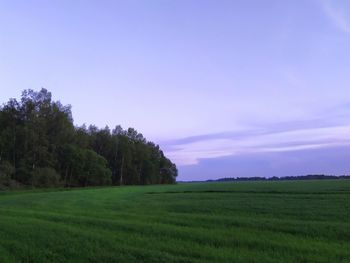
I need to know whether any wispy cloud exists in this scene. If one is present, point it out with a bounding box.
[322,0,350,33]
[179,145,350,181]
[163,103,350,166]
[165,124,350,166]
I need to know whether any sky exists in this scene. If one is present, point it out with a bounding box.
[1,0,350,181]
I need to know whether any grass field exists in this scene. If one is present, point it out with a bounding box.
[0,180,350,263]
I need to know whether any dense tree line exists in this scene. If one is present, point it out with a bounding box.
[205,174,350,182]
[0,89,177,189]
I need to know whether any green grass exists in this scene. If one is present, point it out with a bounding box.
[1,180,350,262]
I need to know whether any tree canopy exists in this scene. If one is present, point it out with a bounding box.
[0,89,177,189]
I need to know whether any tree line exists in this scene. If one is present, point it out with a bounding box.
[0,89,177,189]
[205,174,350,182]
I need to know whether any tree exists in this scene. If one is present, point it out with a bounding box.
[0,88,177,189]
[32,167,61,188]
[82,149,112,186]
[0,161,15,187]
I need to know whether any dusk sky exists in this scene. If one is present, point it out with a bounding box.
[1,0,350,181]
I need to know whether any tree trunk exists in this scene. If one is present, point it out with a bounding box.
[68,169,73,188]
[120,156,124,185]
[64,167,69,187]
[12,131,16,168]
[114,140,118,184]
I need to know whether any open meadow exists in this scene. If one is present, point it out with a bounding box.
[0,180,350,263]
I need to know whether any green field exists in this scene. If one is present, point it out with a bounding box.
[0,180,350,263]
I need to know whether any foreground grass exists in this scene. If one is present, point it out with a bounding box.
[0,180,350,262]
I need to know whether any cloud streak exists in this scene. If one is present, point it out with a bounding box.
[165,124,350,166]
[163,103,350,167]
[179,145,350,181]
[322,0,350,33]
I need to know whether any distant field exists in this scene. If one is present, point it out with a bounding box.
[1,180,350,263]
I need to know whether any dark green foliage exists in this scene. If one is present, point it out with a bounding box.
[81,149,112,186]
[0,89,177,188]
[31,167,61,188]
[0,161,14,187]
[0,180,350,262]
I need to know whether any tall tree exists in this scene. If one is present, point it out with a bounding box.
[0,88,177,189]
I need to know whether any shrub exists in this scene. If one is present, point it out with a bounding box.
[0,161,15,187]
[32,167,61,188]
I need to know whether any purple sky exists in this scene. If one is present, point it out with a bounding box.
[1,0,350,181]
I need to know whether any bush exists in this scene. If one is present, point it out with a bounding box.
[82,150,112,186]
[32,167,61,188]
[0,161,15,187]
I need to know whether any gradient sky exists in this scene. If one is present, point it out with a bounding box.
[1,0,350,181]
